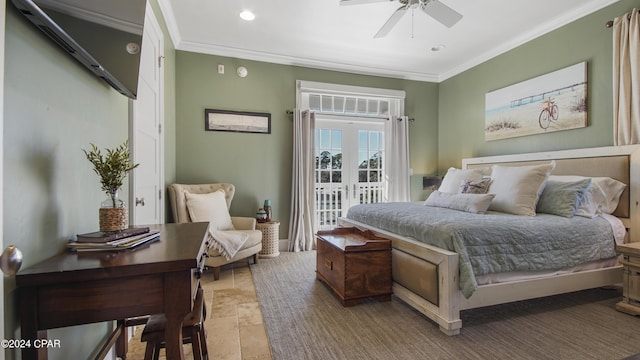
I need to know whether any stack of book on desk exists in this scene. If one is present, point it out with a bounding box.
[68,226,160,252]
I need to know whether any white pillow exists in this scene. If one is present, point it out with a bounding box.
[549,175,626,216]
[184,190,235,230]
[487,161,556,216]
[439,167,488,193]
[593,177,626,213]
[424,191,495,214]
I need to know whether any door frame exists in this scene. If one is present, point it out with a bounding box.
[296,80,405,231]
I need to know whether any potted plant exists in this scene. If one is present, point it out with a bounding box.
[83,140,139,232]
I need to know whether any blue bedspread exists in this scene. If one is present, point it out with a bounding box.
[345,202,618,298]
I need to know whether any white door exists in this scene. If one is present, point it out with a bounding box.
[130,3,164,226]
[315,117,385,229]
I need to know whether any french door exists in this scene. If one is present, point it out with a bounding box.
[315,117,386,229]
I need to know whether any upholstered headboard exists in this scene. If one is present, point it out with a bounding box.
[167,183,235,223]
[461,145,640,242]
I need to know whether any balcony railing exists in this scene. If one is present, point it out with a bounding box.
[315,182,384,230]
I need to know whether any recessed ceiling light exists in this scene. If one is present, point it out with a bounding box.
[431,44,446,52]
[240,10,255,21]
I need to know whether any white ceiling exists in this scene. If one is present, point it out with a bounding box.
[159,0,618,83]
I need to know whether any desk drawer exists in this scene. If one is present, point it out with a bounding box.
[37,275,164,329]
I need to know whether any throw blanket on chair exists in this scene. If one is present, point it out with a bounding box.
[207,228,249,260]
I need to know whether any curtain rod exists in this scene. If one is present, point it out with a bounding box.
[605,10,638,28]
[285,110,414,122]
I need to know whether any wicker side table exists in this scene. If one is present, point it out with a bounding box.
[256,221,280,258]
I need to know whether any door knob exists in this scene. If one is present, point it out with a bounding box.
[1,245,23,276]
[135,197,145,206]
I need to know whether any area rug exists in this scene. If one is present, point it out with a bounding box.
[251,251,640,360]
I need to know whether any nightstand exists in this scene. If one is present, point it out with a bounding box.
[616,242,640,316]
[256,221,280,258]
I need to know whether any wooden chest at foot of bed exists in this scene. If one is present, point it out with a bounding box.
[316,228,392,307]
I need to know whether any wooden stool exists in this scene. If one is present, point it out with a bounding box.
[140,287,208,360]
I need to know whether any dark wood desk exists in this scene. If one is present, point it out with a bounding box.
[16,222,209,360]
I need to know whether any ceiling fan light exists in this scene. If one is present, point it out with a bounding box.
[239,10,255,21]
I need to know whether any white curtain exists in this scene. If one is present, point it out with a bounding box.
[613,9,640,145]
[288,110,316,252]
[384,116,411,202]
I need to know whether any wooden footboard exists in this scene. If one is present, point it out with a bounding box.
[338,217,464,335]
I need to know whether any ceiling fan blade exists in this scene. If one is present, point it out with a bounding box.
[374,5,408,38]
[422,0,463,28]
[340,0,393,5]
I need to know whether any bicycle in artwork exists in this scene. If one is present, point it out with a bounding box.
[538,97,559,130]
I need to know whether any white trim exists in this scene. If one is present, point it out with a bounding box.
[315,113,386,124]
[157,0,181,48]
[462,144,640,166]
[298,80,405,99]
[179,41,441,82]
[296,80,406,120]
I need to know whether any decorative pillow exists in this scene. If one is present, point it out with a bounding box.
[424,191,495,214]
[184,190,235,230]
[536,179,591,217]
[438,167,488,193]
[487,161,556,216]
[549,175,626,216]
[458,178,492,194]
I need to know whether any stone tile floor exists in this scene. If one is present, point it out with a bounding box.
[124,260,272,360]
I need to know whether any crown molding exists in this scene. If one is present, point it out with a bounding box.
[176,40,441,82]
[159,0,619,83]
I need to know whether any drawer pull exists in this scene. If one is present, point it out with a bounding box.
[324,258,333,270]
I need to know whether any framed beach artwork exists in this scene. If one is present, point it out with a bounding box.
[205,109,271,134]
[485,62,587,141]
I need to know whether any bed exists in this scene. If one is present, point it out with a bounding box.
[337,145,640,335]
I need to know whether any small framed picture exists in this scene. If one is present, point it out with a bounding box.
[204,109,271,134]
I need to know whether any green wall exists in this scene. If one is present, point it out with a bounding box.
[3,4,129,359]
[437,0,639,173]
[2,1,176,359]
[175,52,439,234]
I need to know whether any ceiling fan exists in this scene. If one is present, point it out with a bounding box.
[340,0,463,38]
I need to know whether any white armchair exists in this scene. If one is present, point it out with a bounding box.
[167,183,262,280]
